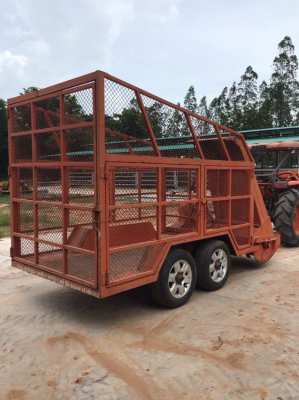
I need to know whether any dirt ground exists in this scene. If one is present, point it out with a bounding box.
[1,238,299,400]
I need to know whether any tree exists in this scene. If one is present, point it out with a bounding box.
[270,36,299,126]
[166,104,186,137]
[106,98,147,137]
[198,96,209,118]
[194,36,299,130]
[209,87,229,126]
[198,96,212,135]
[20,87,39,95]
[257,81,273,128]
[184,86,198,112]
[0,99,8,179]
[226,82,242,129]
[235,66,259,129]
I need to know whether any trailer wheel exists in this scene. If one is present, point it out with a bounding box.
[195,240,230,291]
[273,188,299,247]
[151,249,197,308]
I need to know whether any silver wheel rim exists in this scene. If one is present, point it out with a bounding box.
[209,248,228,283]
[168,259,192,299]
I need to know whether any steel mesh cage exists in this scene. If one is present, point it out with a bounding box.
[9,71,265,298]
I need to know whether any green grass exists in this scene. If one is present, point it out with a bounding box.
[0,205,10,238]
[0,193,10,205]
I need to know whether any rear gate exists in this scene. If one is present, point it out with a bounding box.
[10,81,98,289]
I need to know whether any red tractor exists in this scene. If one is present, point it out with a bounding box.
[250,142,299,246]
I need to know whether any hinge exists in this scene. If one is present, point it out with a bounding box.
[10,247,13,258]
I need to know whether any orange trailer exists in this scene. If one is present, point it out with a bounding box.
[8,71,279,307]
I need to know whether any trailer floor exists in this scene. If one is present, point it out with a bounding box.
[0,237,299,400]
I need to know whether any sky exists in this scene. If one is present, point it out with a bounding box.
[1,0,299,104]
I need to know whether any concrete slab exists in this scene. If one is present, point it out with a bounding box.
[1,240,299,400]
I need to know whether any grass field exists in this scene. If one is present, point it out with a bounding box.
[0,193,9,204]
[0,194,10,238]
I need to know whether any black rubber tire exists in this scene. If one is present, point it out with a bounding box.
[273,188,299,247]
[151,249,197,308]
[195,240,230,291]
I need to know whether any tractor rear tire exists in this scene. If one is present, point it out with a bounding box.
[273,188,299,247]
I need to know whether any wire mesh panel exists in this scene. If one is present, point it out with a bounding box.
[141,95,198,158]
[164,169,197,201]
[35,97,60,129]
[109,244,162,283]
[231,198,250,225]
[10,80,98,289]
[108,167,159,252]
[67,208,95,250]
[36,132,61,161]
[206,200,229,229]
[189,116,214,137]
[15,168,33,199]
[38,204,63,245]
[162,203,198,234]
[64,127,94,161]
[68,168,95,205]
[105,79,155,155]
[112,168,158,204]
[232,170,250,196]
[68,208,93,227]
[224,138,245,161]
[38,243,64,272]
[190,116,227,160]
[206,169,229,198]
[12,104,31,132]
[37,168,62,201]
[205,166,253,243]
[13,135,32,162]
[110,206,157,226]
[107,164,201,283]
[17,203,34,235]
[64,88,94,124]
[67,250,96,282]
[19,238,35,260]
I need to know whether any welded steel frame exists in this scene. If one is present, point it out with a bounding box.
[8,70,278,299]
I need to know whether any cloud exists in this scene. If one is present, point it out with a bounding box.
[0,0,299,103]
[0,50,28,72]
